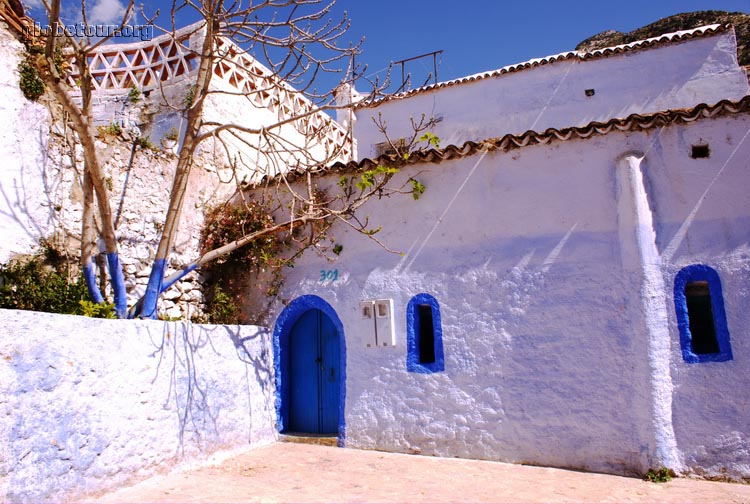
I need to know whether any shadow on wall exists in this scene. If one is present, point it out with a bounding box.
[0,122,54,253]
[147,321,276,453]
[1,311,276,502]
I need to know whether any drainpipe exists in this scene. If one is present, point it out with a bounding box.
[615,152,682,472]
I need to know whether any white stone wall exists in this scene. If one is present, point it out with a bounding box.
[36,129,226,318]
[0,20,239,318]
[0,18,350,318]
[0,309,277,502]
[353,28,749,160]
[0,22,54,262]
[269,111,750,479]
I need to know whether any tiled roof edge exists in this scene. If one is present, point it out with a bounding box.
[252,95,750,186]
[356,24,731,109]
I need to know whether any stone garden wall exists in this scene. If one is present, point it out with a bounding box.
[0,309,277,502]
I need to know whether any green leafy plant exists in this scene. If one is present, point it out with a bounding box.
[419,131,440,149]
[137,136,156,150]
[205,285,241,324]
[19,58,45,101]
[200,201,280,268]
[128,84,141,103]
[410,178,426,200]
[78,299,117,319]
[184,85,197,108]
[356,165,398,192]
[164,126,180,141]
[0,242,119,318]
[97,122,122,137]
[645,467,673,483]
[0,253,88,314]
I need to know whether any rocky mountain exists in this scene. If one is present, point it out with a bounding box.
[576,11,749,67]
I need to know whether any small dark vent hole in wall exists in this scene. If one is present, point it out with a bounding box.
[685,281,719,354]
[584,88,595,97]
[417,304,436,364]
[691,144,710,158]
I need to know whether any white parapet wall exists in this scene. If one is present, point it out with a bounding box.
[353,25,749,161]
[0,310,277,502]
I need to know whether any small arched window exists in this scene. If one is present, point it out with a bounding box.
[406,293,444,373]
[674,265,732,363]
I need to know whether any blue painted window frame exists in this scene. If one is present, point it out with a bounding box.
[406,293,445,373]
[673,264,732,363]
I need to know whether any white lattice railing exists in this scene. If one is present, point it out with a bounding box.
[65,23,353,162]
[210,36,353,162]
[65,24,201,93]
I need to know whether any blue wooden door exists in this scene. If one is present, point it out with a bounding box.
[288,309,340,434]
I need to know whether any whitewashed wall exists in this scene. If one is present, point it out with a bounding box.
[0,20,242,318]
[648,115,750,480]
[0,310,276,503]
[0,18,351,317]
[270,111,750,479]
[353,28,749,160]
[0,22,54,262]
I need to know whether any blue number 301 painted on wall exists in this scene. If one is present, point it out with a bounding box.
[319,269,339,282]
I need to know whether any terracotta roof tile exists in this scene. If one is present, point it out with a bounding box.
[356,24,731,109]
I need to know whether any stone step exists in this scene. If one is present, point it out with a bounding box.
[279,433,338,447]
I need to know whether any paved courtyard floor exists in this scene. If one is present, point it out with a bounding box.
[93,442,750,503]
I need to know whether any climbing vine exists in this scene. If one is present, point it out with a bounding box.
[199,199,292,324]
[197,129,438,324]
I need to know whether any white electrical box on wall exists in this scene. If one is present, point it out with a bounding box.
[375,299,395,347]
[359,299,396,348]
[359,300,377,348]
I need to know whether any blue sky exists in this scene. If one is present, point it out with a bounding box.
[336,1,749,91]
[24,0,750,95]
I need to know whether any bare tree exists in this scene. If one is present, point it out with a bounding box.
[13,0,428,319]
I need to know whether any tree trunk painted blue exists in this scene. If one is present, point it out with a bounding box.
[160,263,197,293]
[288,308,340,434]
[106,252,127,318]
[128,262,198,319]
[134,258,167,319]
[82,260,104,304]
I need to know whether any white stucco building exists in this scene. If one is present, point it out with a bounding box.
[267,24,750,479]
[2,13,750,491]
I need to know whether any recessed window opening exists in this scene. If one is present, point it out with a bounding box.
[375,138,407,157]
[406,293,444,373]
[684,281,719,354]
[691,144,710,158]
[417,304,436,364]
[674,264,732,363]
